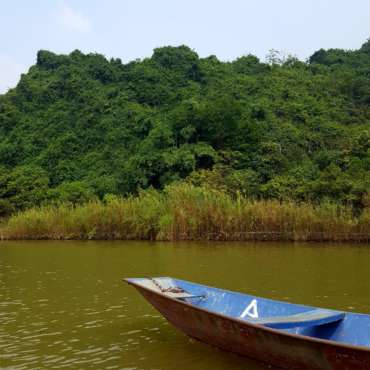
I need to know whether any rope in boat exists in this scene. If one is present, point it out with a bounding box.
[148,277,185,293]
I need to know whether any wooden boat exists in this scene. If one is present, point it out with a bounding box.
[125,277,370,370]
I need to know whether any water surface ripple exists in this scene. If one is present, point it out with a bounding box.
[1,241,370,369]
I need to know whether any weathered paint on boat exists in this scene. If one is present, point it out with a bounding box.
[125,277,370,370]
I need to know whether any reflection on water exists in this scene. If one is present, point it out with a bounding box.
[1,241,370,369]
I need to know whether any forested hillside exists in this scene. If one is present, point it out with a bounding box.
[1,41,370,216]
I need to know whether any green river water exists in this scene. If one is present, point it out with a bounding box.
[1,241,370,370]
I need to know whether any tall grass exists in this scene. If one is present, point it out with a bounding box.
[1,183,369,242]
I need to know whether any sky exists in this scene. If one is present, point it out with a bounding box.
[1,0,370,93]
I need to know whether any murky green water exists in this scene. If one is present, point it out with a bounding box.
[1,241,370,370]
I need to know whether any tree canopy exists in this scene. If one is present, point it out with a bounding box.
[0,42,369,215]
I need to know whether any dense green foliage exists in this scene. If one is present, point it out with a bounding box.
[1,42,370,216]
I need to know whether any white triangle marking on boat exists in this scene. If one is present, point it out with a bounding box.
[241,299,259,318]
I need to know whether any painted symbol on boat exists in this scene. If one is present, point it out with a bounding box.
[241,299,259,319]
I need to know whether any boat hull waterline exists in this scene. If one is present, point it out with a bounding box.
[125,278,370,370]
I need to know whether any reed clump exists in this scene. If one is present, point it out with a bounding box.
[1,183,369,242]
[1,189,166,240]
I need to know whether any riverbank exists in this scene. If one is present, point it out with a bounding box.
[1,184,369,242]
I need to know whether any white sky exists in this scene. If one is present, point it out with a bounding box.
[1,0,370,93]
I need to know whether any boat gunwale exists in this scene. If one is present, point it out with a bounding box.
[124,277,370,354]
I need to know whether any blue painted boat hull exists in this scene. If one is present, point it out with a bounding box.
[125,278,370,370]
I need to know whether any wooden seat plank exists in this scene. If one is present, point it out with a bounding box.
[251,310,345,329]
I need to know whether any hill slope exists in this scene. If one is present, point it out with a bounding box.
[0,42,370,215]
